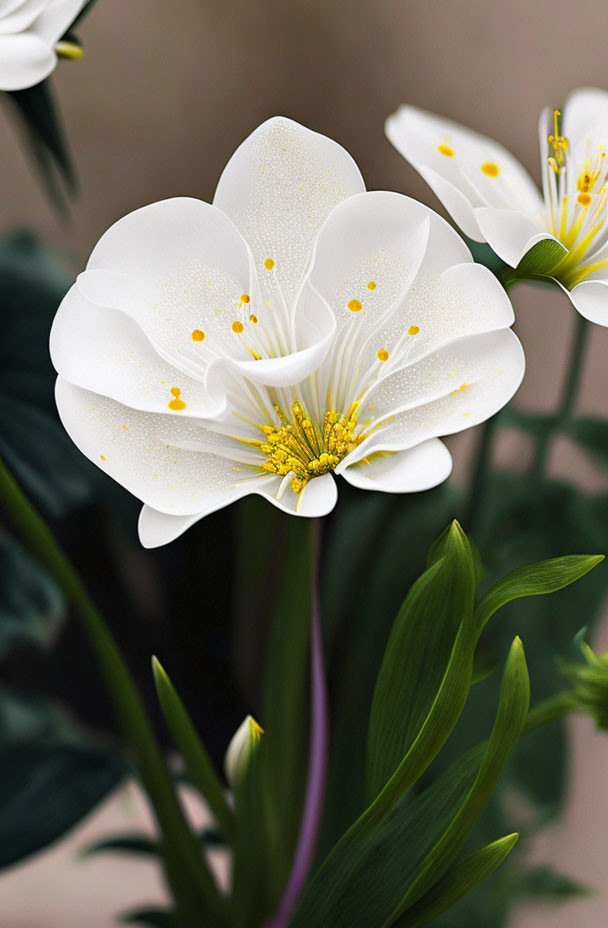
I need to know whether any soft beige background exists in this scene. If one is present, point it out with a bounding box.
[1,0,607,924]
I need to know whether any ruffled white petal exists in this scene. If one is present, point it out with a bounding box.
[0,33,55,90]
[51,284,227,418]
[337,329,524,467]
[29,0,84,43]
[213,116,365,309]
[563,88,608,154]
[138,507,211,548]
[386,105,543,236]
[0,0,48,35]
[342,438,452,493]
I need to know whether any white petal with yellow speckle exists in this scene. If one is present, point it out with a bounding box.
[386,91,608,325]
[52,119,525,548]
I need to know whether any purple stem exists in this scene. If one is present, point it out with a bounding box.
[267,519,329,928]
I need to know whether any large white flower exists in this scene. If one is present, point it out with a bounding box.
[51,117,524,548]
[0,0,85,91]
[387,89,608,325]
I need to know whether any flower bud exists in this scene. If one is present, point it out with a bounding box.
[560,642,608,730]
[224,715,264,786]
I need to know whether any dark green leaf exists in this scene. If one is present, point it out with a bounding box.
[366,521,476,798]
[564,417,608,472]
[83,834,159,858]
[0,537,65,658]
[119,909,180,927]
[515,864,591,900]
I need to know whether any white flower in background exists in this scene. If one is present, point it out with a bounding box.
[51,117,524,548]
[387,88,608,325]
[224,715,264,787]
[0,0,86,91]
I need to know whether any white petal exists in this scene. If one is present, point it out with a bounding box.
[263,472,338,518]
[564,279,608,326]
[386,105,543,232]
[213,116,365,308]
[342,438,452,493]
[338,329,524,466]
[0,0,48,35]
[416,165,483,240]
[474,207,560,268]
[54,379,259,516]
[29,0,85,43]
[0,33,55,90]
[50,283,226,418]
[138,507,208,548]
[563,87,608,149]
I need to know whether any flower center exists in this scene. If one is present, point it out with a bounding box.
[257,401,364,493]
[544,109,608,286]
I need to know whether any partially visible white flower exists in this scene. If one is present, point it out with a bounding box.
[387,89,608,325]
[224,715,264,787]
[0,0,86,91]
[51,117,524,549]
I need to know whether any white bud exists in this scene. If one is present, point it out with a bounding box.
[224,715,263,786]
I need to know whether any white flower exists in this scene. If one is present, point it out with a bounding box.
[51,117,524,548]
[387,89,608,325]
[224,715,264,787]
[0,0,85,91]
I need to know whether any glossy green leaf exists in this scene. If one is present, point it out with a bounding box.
[385,637,529,922]
[0,537,65,658]
[392,833,519,928]
[476,555,604,631]
[152,657,235,844]
[366,521,476,798]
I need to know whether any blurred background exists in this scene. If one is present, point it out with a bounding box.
[1,0,607,925]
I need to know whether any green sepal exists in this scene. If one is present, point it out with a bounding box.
[391,833,519,928]
[151,657,235,845]
[511,238,567,279]
[366,520,476,798]
[475,554,604,632]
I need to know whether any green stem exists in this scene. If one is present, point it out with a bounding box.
[531,312,589,481]
[464,412,501,537]
[0,456,225,926]
[522,692,574,737]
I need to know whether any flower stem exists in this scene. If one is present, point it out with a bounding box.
[0,456,225,926]
[522,692,575,737]
[464,411,501,538]
[268,518,329,928]
[531,311,590,481]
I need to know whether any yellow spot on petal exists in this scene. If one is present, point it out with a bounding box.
[264,258,275,270]
[168,387,186,411]
[577,192,592,207]
[367,281,377,290]
[240,293,250,303]
[122,425,129,430]
[408,325,420,335]
[249,314,258,324]
[100,454,106,461]
[232,320,244,334]
[377,349,389,362]
[348,299,363,312]
[450,383,471,395]
[191,329,205,342]
[481,162,500,177]
[438,144,455,157]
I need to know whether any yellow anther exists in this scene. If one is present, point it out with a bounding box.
[377,349,389,362]
[481,162,500,177]
[249,314,258,324]
[191,329,205,341]
[408,325,420,335]
[437,144,455,157]
[55,40,84,60]
[348,299,363,312]
[240,293,251,303]
[548,109,568,165]
[367,281,377,290]
[264,258,275,270]
[578,193,592,207]
[232,321,244,334]
[168,387,186,411]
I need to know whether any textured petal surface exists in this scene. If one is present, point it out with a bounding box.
[213,116,365,309]
[342,438,452,492]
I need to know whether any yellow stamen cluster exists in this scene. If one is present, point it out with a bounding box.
[258,402,363,493]
[548,109,568,166]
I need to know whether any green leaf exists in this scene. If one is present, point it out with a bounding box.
[515,864,591,900]
[366,521,476,798]
[151,657,235,844]
[0,537,65,658]
[83,834,159,858]
[393,834,519,928]
[476,554,604,631]
[513,238,567,278]
[500,407,556,441]
[119,909,180,927]
[564,417,608,472]
[384,637,530,923]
